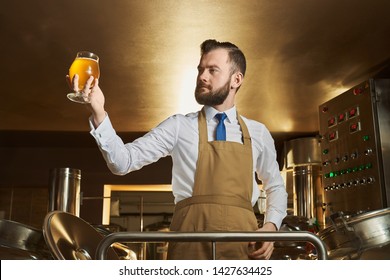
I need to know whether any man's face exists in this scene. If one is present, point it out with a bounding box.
[195,48,233,106]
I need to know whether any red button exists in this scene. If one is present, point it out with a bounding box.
[328,116,336,127]
[348,107,358,118]
[350,122,360,133]
[353,88,362,95]
[338,112,346,122]
[329,131,338,141]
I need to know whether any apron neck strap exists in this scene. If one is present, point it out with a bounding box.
[198,108,251,145]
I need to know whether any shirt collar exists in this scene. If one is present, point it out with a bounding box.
[203,105,237,123]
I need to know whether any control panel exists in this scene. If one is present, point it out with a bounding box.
[318,79,389,223]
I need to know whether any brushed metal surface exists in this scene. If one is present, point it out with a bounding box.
[95,231,328,260]
[42,211,120,260]
[318,79,390,220]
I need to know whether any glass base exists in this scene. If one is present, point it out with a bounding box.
[67,93,90,104]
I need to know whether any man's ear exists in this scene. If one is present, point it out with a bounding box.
[231,72,243,89]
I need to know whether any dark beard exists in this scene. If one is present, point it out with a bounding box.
[194,80,230,106]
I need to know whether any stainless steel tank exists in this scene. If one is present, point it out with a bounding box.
[0,219,53,259]
[284,137,322,169]
[48,167,81,216]
[293,165,322,220]
[318,208,390,259]
[283,137,323,225]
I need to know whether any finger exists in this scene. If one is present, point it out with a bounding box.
[264,243,274,260]
[84,75,95,90]
[266,247,274,260]
[248,248,264,259]
[72,74,79,92]
[249,242,273,259]
[93,78,99,89]
[90,78,100,98]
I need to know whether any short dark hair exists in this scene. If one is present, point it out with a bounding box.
[200,39,246,76]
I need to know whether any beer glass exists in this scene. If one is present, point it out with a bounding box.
[67,51,100,104]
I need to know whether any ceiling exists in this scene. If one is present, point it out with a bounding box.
[1,0,390,136]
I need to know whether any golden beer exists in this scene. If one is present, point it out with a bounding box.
[67,51,100,103]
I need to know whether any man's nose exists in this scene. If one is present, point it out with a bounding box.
[198,69,208,81]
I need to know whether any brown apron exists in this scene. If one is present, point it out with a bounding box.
[167,108,258,260]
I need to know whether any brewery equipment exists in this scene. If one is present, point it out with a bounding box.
[43,211,126,260]
[282,137,323,224]
[0,219,53,259]
[318,79,390,220]
[49,167,81,216]
[319,207,390,259]
[318,78,390,259]
[275,138,323,259]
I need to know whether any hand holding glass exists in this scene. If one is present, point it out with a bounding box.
[67,51,100,104]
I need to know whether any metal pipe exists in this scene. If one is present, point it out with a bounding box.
[96,231,328,260]
[212,241,216,260]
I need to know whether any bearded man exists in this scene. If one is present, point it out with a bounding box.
[70,39,287,260]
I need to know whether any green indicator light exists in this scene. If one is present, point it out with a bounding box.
[347,168,352,173]
[329,172,335,178]
[340,169,346,175]
[359,165,365,171]
[353,167,359,172]
[363,135,370,141]
[366,163,373,169]
[323,149,329,155]
[324,173,329,178]
[335,171,340,176]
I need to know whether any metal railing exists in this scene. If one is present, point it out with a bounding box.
[96,231,328,260]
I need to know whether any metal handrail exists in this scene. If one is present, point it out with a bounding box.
[96,231,328,260]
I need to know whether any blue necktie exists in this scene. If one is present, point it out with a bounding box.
[215,113,227,141]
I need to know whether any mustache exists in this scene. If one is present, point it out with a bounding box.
[196,82,211,90]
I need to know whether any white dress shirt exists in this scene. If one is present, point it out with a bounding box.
[90,105,287,229]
